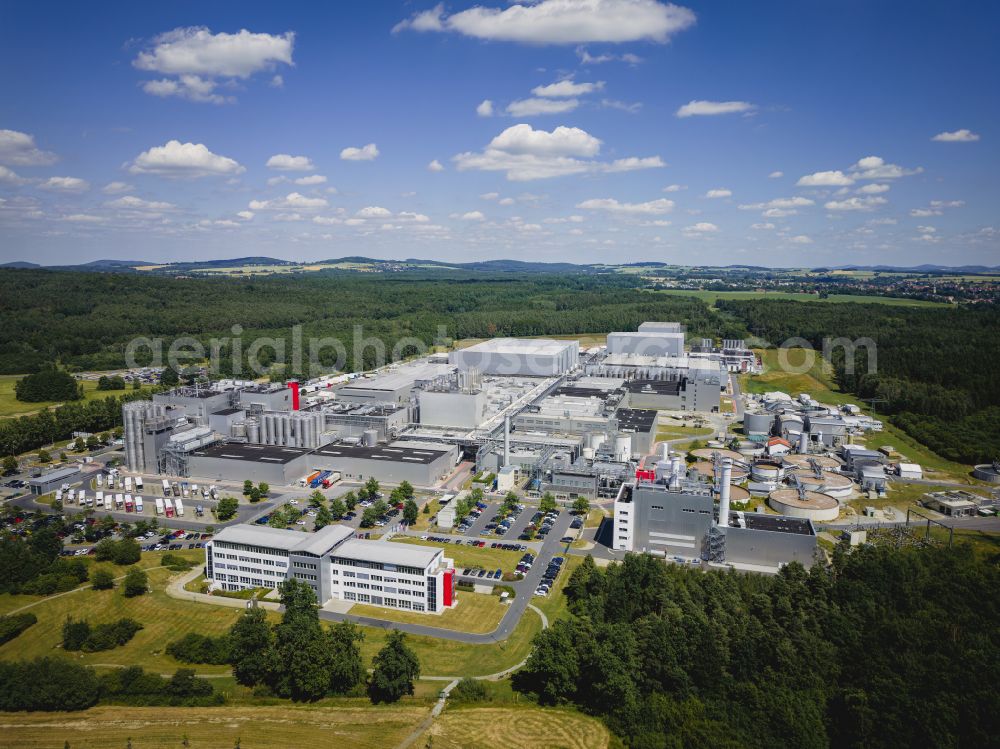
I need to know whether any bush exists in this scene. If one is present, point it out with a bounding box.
[14,368,82,403]
[166,633,232,665]
[99,665,223,707]
[122,567,148,597]
[161,553,195,570]
[93,538,141,565]
[450,677,492,703]
[90,567,115,590]
[0,657,100,711]
[64,617,143,652]
[0,613,37,645]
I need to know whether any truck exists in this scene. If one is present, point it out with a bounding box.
[124,494,134,513]
[135,496,144,513]
[115,493,124,510]
[95,474,103,488]
[55,489,64,503]
[321,471,342,488]
[96,490,104,508]
[181,482,190,498]
[162,479,171,495]
[310,470,332,489]
[135,476,144,492]
[155,497,164,516]
[301,471,321,487]
[164,498,175,518]
[175,498,185,517]
[104,493,113,511]
[171,482,180,497]
[66,488,75,503]
[124,476,133,492]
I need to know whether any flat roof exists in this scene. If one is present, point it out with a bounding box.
[454,338,576,356]
[212,407,244,416]
[340,363,455,393]
[740,514,815,536]
[190,442,310,464]
[213,523,354,554]
[625,379,683,395]
[554,385,618,398]
[334,538,442,568]
[615,408,657,431]
[28,466,81,485]
[311,442,449,465]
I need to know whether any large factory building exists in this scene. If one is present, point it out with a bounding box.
[449,338,578,376]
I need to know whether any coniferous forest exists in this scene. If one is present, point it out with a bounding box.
[514,546,1000,749]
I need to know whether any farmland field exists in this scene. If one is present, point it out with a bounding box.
[0,374,154,420]
[653,289,951,308]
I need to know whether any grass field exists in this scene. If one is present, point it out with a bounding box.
[391,536,526,573]
[0,704,431,748]
[656,425,714,441]
[0,374,155,420]
[424,705,611,749]
[351,590,507,634]
[653,289,951,308]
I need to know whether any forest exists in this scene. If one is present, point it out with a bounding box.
[0,269,743,375]
[717,299,1000,463]
[514,546,1000,749]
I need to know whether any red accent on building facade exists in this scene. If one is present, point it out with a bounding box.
[443,569,454,607]
[289,380,300,410]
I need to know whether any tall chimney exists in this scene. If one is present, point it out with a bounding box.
[718,458,733,527]
[289,380,300,411]
[503,414,511,467]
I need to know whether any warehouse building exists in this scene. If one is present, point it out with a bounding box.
[336,363,455,405]
[206,523,456,613]
[449,338,578,376]
[28,466,82,496]
[625,377,720,412]
[309,440,458,486]
[187,442,311,485]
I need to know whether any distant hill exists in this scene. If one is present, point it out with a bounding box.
[0,261,41,269]
[820,264,1000,273]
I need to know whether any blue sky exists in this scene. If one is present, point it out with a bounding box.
[1,0,997,267]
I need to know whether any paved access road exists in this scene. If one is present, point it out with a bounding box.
[317,510,575,643]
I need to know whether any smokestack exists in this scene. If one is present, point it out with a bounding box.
[718,458,733,527]
[289,380,300,411]
[799,430,808,454]
[503,414,510,468]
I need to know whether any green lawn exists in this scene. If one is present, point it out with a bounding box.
[656,425,715,441]
[391,536,526,573]
[0,373,156,420]
[350,590,507,634]
[654,289,951,308]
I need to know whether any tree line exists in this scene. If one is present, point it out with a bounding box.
[513,545,999,748]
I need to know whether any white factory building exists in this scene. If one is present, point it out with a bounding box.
[449,338,579,376]
[207,523,456,613]
[607,321,686,358]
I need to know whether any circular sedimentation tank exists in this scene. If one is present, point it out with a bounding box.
[751,459,786,482]
[728,486,751,503]
[789,468,855,498]
[691,447,744,462]
[972,463,1000,484]
[768,489,840,521]
[782,453,841,470]
[692,461,748,481]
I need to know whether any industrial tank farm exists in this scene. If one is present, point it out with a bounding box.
[768,489,840,522]
[782,454,841,470]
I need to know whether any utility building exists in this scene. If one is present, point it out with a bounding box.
[449,338,578,376]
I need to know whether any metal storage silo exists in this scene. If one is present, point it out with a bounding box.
[363,429,379,447]
[247,418,260,444]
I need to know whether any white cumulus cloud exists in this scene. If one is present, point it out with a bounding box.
[340,143,379,161]
[797,170,854,187]
[506,98,579,116]
[266,154,315,171]
[789,234,813,244]
[0,129,57,166]
[824,196,887,212]
[393,0,697,44]
[134,27,295,103]
[858,183,890,194]
[129,140,245,177]
[705,188,731,198]
[106,195,176,212]
[532,79,604,97]
[427,159,445,172]
[356,206,392,218]
[577,197,674,215]
[102,181,133,194]
[477,99,495,117]
[932,129,980,142]
[294,174,327,185]
[850,155,922,180]
[768,171,783,179]
[676,100,754,118]
[249,192,328,211]
[40,176,89,192]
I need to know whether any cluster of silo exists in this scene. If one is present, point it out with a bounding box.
[122,401,165,472]
[256,410,325,448]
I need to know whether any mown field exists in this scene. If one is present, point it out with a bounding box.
[421,705,611,749]
[391,536,527,573]
[655,289,951,308]
[0,375,146,420]
[350,589,507,634]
